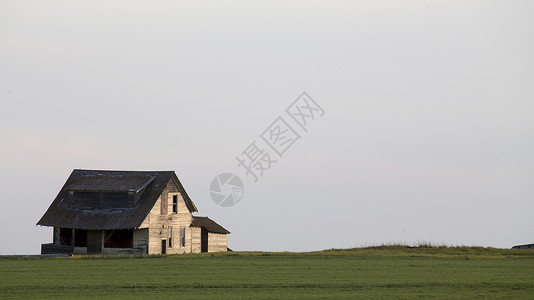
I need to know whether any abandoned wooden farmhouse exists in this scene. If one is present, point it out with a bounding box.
[37,169,230,255]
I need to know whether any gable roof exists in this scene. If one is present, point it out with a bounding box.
[37,169,198,230]
[191,216,230,234]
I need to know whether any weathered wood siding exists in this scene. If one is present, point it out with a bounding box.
[139,179,194,254]
[73,247,87,254]
[53,227,60,244]
[133,228,148,252]
[191,227,202,253]
[208,233,228,252]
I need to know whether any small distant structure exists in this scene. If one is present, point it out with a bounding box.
[511,243,534,249]
[37,169,230,255]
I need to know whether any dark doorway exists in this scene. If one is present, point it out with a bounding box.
[87,231,103,254]
[74,229,87,247]
[59,228,72,246]
[161,240,167,254]
[201,228,208,253]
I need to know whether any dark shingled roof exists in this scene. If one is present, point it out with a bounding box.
[37,169,198,230]
[67,173,156,192]
[191,216,230,234]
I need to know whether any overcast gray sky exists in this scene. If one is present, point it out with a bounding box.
[1,0,533,254]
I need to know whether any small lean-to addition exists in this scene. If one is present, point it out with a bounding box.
[37,169,230,255]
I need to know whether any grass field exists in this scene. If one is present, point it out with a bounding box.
[1,246,533,299]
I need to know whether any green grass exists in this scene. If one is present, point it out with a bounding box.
[1,246,534,299]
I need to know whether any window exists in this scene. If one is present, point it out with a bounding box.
[168,227,173,248]
[180,227,186,247]
[172,195,178,213]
